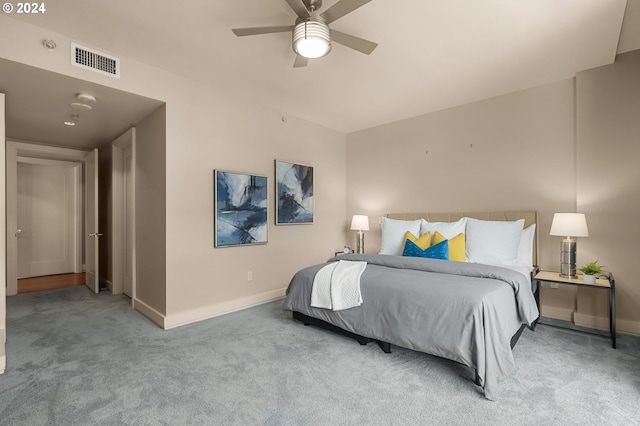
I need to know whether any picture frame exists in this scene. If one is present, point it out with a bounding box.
[275,160,314,225]
[214,169,268,247]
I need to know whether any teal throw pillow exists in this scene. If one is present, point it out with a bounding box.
[403,239,449,260]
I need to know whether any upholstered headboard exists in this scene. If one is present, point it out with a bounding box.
[386,211,539,266]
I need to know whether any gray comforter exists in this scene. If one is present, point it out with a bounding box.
[282,254,539,399]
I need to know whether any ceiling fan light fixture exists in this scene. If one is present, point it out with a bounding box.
[293,20,331,59]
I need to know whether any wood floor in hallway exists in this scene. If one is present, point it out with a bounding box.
[18,273,86,294]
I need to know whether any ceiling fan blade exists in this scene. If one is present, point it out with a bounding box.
[293,55,309,68]
[232,25,294,37]
[330,30,377,55]
[320,0,371,24]
[285,0,310,18]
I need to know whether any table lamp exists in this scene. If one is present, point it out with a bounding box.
[350,215,369,254]
[549,213,589,278]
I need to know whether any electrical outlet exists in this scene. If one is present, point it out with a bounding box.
[550,283,559,289]
[247,271,253,282]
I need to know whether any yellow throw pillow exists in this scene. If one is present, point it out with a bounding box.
[405,231,431,250]
[433,231,465,262]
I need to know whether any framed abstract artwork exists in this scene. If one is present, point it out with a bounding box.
[214,170,268,247]
[275,160,314,225]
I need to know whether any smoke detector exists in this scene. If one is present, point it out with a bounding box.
[70,93,96,111]
[76,93,96,103]
[42,39,57,50]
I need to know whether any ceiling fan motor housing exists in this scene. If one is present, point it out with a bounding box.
[292,18,332,59]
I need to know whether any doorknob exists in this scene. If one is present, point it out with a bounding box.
[88,233,104,237]
[15,229,22,237]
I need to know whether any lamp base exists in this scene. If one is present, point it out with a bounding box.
[559,273,578,279]
[356,231,365,254]
[559,238,577,279]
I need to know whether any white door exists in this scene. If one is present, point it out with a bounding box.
[123,145,134,297]
[85,149,100,293]
[16,159,80,278]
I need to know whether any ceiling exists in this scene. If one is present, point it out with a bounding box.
[2,0,640,148]
[0,58,163,149]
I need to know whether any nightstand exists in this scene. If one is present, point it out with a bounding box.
[534,270,616,348]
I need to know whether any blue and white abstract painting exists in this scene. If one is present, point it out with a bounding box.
[275,160,314,224]
[214,170,268,247]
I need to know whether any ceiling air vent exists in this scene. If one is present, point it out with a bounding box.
[70,42,120,78]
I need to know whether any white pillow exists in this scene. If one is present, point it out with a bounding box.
[465,218,525,266]
[420,217,467,241]
[379,217,421,256]
[517,224,536,268]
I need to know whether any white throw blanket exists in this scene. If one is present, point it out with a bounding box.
[310,260,367,311]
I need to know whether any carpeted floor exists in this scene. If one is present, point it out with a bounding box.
[1,287,639,425]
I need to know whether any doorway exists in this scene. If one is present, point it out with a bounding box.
[6,141,98,296]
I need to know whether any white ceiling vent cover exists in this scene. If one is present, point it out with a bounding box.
[71,42,120,78]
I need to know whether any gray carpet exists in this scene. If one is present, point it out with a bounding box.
[1,287,639,426]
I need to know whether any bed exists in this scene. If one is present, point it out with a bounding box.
[282,211,540,399]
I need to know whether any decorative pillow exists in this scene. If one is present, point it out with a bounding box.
[420,218,467,242]
[405,231,431,250]
[433,231,465,262]
[379,217,422,256]
[465,218,525,266]
[403,239,449,260]
[517,224,536,268]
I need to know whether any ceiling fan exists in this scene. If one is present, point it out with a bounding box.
[232,0,378,68]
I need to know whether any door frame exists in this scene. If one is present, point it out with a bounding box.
[111,128,136,302]
[6,140,90,296]
[1,93,6,374]
[84,148,100,293]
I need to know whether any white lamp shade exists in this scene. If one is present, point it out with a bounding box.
[549,213,589,237]
[350,215,370,231]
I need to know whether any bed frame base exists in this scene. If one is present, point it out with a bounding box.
[293,311,392,352]
[294,310,529,355]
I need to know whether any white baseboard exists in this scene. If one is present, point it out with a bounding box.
[0,333,5,375]
[617,318,640,337]
[163,288,287,330]
[542,304,640,337]
[574,312,640,337]
[541,305,574,322]
[133,298,166,328]
[103,279,113,293]
[572,312,609,332]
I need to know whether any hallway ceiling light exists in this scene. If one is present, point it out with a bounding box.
[64,113,80,126]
